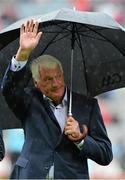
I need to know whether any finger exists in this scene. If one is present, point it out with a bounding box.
[80,125,88,139]
[67,118,79,127]
[33,21,39,35]
[64,126,72,131]
[20,24,25,34]
[36,32,42,42]
[68,115,77,122]
[67,117,74,123]
[29,19,35,32]
[67,134,80,141]
[71,132,78,138]
[64,129,73,135]
[65,121,72,126]
[25,20,30,33]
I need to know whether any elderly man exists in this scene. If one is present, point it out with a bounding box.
[1,20,113,179]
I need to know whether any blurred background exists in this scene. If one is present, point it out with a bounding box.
[1,0,125,179]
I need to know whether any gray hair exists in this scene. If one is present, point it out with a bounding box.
[30,54,63,81]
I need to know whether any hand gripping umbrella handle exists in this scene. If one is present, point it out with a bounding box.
[67,124,88,142]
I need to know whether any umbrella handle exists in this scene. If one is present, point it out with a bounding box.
[68,112,72,116]
[68,89,73,116]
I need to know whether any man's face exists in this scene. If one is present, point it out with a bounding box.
[35,65,65,105]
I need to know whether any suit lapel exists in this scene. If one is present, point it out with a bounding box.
[35,89,62,132]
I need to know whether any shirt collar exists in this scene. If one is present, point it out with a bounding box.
[62,88,67,106]
[43,88,67,107]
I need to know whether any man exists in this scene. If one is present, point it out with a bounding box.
[1,20,113,179]
[0,130,5,161]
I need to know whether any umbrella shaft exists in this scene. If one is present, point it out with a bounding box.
[68,48,74,116]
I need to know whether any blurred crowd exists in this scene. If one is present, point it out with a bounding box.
[1,0,125,179]
[1,0,125,30]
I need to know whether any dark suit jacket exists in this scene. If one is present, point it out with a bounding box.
[1,67,113,179]
[0,130,5,161]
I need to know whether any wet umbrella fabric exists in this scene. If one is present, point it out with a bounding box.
[0,8,125,128]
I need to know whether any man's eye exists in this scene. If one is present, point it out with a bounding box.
[44,77,52,81]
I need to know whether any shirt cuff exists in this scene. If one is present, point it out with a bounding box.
[10,56,28,72]
[74,139,84,150]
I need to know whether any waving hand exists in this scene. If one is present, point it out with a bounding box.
[16,19,42,61]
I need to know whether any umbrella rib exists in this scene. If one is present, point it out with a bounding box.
[42,22,72,34]
[74,25,109,41]
[51,33,71,44]
[78,33,107,42]
[38,33,61,56]
[40,24,73,55]
[84,24,124,54]
[75,25,89,96]
[48,23,74,43]
[42,31,69,33]
[76,25,107,41]
[39,25,71,55]
[42,26,108,36]
[55,23,73,33]
[78,25,108,33]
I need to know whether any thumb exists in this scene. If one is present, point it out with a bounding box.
[80,125,88,139]
[36,32,43,42]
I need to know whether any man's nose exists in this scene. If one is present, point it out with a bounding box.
[52,78,58,87]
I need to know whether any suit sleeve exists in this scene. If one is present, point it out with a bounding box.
[1,63,31,120]
[80,99,113,165]
[0,130,5,161]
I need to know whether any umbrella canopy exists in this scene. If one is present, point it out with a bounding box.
[0,8,125,128]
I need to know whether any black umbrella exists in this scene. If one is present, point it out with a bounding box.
[0,8,125,128]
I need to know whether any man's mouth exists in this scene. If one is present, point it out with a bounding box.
[51,88,60,92]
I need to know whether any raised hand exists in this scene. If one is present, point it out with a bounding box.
[16,19,42,61]
[64,116,88,142]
